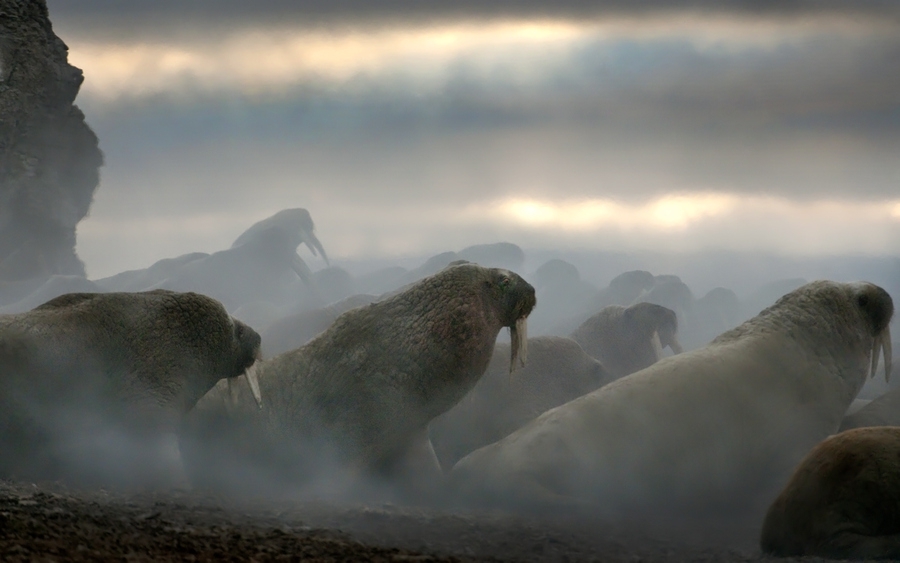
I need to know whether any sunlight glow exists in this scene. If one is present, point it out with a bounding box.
[484,194,741,232]
[66,16,895,102]
[456,194,900,256]
[69,21,585,100]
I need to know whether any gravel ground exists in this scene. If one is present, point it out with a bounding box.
[0,479,853,562]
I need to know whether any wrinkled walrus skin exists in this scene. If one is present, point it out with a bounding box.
[181,263,536,498]
[450,281,893,523]
[761,427,900,560]
[0,290,261,487]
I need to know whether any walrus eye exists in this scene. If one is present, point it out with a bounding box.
[858,294,870,308]
[499,276,511,290]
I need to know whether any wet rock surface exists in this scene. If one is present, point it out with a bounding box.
[0,479,844,562]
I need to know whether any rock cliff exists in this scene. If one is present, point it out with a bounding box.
[0,0,102,281]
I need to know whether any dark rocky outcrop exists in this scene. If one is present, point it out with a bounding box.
[0,1,102,281]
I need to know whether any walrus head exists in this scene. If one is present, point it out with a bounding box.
[758,281,893,387]
[623,302,684,357]
[852,283,893,382]
[230,208,327,282]
[484,268,536,374]
[147,292,265,412]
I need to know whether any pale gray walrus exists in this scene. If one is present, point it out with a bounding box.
[151,208,327,310]
[429,336,611,470]
[180,263,536,498]
[450,281,893,522]
[0,290,262,487]
[761,427,900,559]
[569,302,682,380]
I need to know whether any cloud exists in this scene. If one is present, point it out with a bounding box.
[64,15,900,113]
[65,21,588,101]
[47,1,900,32]
[48,2,900,277]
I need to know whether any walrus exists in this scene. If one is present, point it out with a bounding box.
[180,263,536,499]
[0,290,262,487]
[569,302,682,379]
[760,427,900,559]
[150,208,328,310]
[429,336,610,470]
[450,281,893,523]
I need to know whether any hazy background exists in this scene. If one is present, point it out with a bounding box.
[46,1,899,284]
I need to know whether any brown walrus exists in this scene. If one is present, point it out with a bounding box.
[0,290,261,487]
[761,426,900,559]
[180,263,536,498]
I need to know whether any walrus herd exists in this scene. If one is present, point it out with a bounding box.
[1,246,899,559]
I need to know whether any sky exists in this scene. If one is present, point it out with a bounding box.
[45,1,900,278]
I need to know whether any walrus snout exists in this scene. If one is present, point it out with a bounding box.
[855,283,893,334]
[510,285,537,325]
[852,283,893,381]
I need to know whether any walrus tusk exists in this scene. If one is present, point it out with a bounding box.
[651,331,665,361]
[509,316,528,375]
[290,252,312,281]
[226,362,263,408]
[883,328,892,383]
[870,327,892,382]
[299,229,329,265]
[244,361,263,408]
[668,335,684,354]
[871,335,882,379]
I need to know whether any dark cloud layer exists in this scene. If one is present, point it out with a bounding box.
[45,1,900,42]
[46,0,900,20]
[71,22,900,203]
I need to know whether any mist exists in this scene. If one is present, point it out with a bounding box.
[2,1,900,559]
